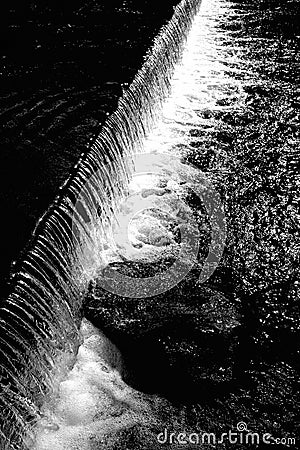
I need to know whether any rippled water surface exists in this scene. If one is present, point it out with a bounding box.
[0,0,179,298]
[89,0,299,444]
[1,0,300,448]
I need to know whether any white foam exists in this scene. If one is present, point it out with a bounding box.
[32,320,156,450]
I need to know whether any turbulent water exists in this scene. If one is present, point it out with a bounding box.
[1,0,299,448]
[0,0,201,448]
[84,0,299,447]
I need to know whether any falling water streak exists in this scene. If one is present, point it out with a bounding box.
[9,0,299,447]
[0,1,202,448]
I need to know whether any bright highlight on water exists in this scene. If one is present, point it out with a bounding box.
[2,0,297,447]
[0,1,202,448]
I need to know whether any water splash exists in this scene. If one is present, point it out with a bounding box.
[33,319,161,450]
[0,1,201,448]
[33,0,300,447]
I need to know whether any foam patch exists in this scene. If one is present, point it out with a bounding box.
[32,320,158,450]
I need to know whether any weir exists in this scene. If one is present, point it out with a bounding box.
[0,1,202,448]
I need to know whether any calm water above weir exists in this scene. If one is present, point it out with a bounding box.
[0,0,299,448]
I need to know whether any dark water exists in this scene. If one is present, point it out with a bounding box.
[82,0,300,447]
[0,0,179,300]
[0,1,198,448]
[0,0,300,448]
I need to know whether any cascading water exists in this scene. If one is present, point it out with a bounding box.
[30,0,300,447]
[0,1,202,448]
[3,0,298,447]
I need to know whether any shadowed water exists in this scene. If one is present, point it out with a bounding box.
[83,0,299,447]
[1,0,299,448]
[0,1,202,448]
